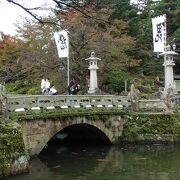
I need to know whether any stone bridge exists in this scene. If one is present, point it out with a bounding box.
[0,93,132,155]
[18,113,127,156]
[0,87,171,156]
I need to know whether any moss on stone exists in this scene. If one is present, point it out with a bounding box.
[0,121,29,177]
[8,109,180,144]
[9,108,180,144]
[121,113,180,142]
[9,108,129,122]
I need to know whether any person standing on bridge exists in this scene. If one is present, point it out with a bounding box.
[44,78,51,95]
[68,80,80,95]
[68,80,75,95]
[41,78,46,95]
[73,82,80,95]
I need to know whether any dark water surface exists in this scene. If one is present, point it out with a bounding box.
[4,144,180,180]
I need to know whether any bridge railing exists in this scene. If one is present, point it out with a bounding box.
[5,94,172,115]
[176,94,180,105]
[139,99,168,112]
[6,95,131,113]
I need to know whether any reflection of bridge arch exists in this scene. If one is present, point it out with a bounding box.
[38,143,125,179]
[35,146,124,179]
[20,115,125,155]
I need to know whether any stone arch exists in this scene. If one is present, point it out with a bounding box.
[20,115,124,156]
[39,120,114,154]
[54,122,112,142]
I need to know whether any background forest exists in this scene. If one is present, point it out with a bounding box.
[0,0,179,97]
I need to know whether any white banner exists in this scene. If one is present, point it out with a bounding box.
[152,14,166,52]
[54,30,69,58]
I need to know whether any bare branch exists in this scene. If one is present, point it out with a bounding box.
[52,0,93,19]
[53,0,111,24]
[6,0,44,23]
[6,0,63,27]
[6,0,111,26]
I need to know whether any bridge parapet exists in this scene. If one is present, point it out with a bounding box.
[139,99,168,112]
[7,95,131,114]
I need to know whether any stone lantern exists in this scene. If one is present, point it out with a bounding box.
[79,0,85,6]
[160,44,178,94]
[85,52,101,94]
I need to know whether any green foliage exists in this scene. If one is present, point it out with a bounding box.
[0,122,29,170]
[122,114,180,141]
[0,0,179,95]
[27,87,41,95]
[175,106,180,113]
[110,0,134,21]
[9,107,129,122]
[140,93,151,99]
[6,81,33,95]
[104,71,130,93]
[174,28,180,42]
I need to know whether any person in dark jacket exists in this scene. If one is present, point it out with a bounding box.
[68,80,80,95]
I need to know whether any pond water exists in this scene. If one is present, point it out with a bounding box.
[4,143,180,180]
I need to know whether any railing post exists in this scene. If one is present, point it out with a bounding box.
[0,84,9,122]
[129,83,140,111]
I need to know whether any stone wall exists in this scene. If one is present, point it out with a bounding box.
[0,121,29,178]
[121,113,180,143]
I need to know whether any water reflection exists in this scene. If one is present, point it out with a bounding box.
[4,144,180,180]
[39,144,111,179]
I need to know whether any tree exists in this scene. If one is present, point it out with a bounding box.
[58,6,140,88]
[0,33,42,94]
[104,71,130,94]
[15,19,68,94]
[3,0,179,94]
[2,0,142,94]
[152,0,180,73]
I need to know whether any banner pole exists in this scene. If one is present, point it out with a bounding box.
[67,55,70,87]
[163,14,167,92]
[164,14,167,52]
[67,30,70,87]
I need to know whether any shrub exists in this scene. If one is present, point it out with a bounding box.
[27,87,41,95]
[175,106,180,113]
[104,71,130,93]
